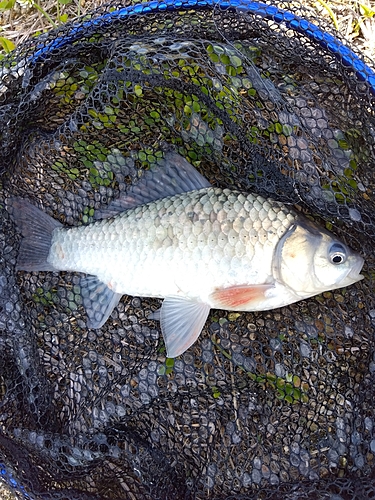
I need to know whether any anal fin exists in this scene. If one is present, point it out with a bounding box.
[80,275,122,328]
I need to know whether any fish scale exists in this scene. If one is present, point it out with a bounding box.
[48,187,295,301]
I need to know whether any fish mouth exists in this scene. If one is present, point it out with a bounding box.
[347,255,365,283]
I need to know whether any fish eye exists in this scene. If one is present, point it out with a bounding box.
[329,243,347,265]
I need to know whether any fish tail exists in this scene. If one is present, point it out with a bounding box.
[8,197,62,271]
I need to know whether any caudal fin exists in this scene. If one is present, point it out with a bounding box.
[8,197,62,271]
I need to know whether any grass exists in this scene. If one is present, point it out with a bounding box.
[312,0,375,61]
[0,482,19,500]
[0,0,107,53]
[0,0,374,59]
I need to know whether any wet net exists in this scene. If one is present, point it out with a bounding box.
[0,1,374,498]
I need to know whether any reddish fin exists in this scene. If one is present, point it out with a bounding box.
[211,284,274,309]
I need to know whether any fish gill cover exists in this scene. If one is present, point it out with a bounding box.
[0,0,374,499]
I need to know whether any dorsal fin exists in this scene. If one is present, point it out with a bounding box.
[95,152,211,219]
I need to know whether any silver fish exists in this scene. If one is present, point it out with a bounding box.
[8,152,364,357]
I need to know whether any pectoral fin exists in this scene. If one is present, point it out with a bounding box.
[210,284,274,309]
[154,297,210,358]
[80,275,122,328]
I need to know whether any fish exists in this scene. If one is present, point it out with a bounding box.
[8,152,364,358]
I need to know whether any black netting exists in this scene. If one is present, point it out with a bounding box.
[0,1,374,499]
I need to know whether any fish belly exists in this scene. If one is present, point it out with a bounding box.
[47,188,296,305]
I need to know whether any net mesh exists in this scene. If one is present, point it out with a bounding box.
[0,1,374,498]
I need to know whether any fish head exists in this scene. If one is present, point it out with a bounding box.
[274,217,364,297]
